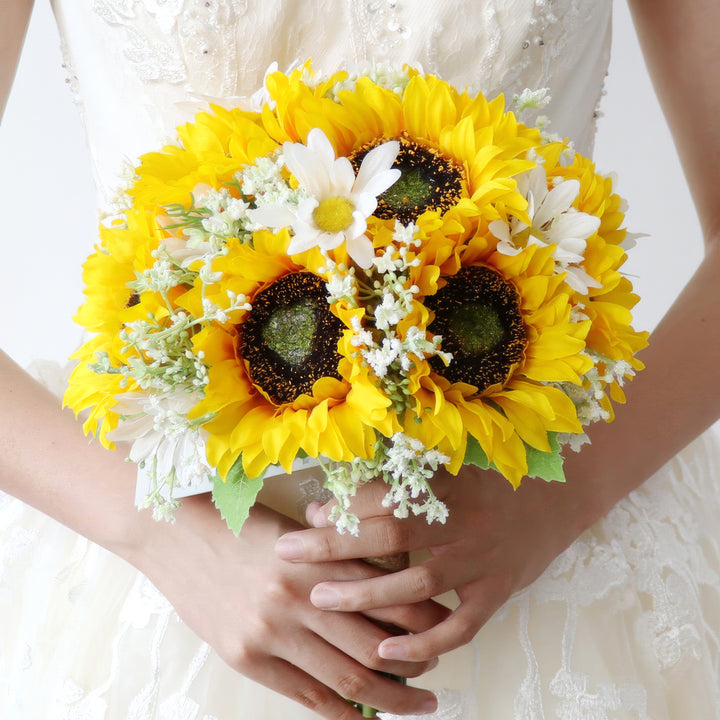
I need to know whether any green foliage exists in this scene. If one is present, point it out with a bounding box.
[463,434,492,469]
[212,458,265,535]
[525,432,566,482]
[463,432,566,482]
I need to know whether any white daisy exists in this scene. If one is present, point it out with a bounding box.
[249,128,400,268]
[490,165,602,293]
[106,390,215,498]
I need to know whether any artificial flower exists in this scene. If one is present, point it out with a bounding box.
[248,128,400,268]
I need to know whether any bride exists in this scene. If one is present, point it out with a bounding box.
[2,1,720,718]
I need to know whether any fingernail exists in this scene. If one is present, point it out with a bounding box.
[311,585,341,609]
[305,502,321,525]
[378,639,407,661]
[275,535,304,561]
[418,693,438,714]
[311,507,328,528]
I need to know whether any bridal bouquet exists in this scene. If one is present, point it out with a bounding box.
[64,62,647,535]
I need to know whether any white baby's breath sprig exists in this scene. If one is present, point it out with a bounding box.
[343,221,451,412]
[513,87,551,115]
[322,453,386,535]
[326,61,413,101]
[321,250,360,307]
[381,433,450,524]
[240,152,306,211]
[557,351,636,433]
[323,434,449,536]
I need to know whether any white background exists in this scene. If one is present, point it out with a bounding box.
[0,1,703,368]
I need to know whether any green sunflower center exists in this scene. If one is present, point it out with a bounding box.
[261,298,318,366]
[313,197,355,234]
[426,266,526,393]
[238,272,344,405]
[449,303,506,355]
[350,134,463,224]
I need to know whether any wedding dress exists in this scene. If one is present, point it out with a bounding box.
[2,1,720,718]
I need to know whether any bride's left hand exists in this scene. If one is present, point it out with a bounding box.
[275,467,602,662]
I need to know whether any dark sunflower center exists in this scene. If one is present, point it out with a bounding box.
[350,134,463,224]
[238,272,344,405]
[426,266,526,393]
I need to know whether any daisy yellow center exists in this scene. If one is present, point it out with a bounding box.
[313,197,355,233]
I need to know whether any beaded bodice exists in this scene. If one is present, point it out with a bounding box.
[51,0,612,204]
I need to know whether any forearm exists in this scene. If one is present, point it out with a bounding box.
[560,0,720,529]
[562,237,720,530]
[0,0,34,120]
[0,348,145,558]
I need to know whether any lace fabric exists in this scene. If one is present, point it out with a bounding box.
[3,429,720,719]
[6,1,720,718]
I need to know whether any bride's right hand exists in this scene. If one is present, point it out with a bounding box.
[128,495,444,719]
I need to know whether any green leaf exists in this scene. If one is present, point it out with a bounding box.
[525,433,566,483]
[211,458,265,535]
[463,434,491,469]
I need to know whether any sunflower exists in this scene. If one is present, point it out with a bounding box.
[185,228,398,480]
[64,207,171,444]
[130,105,278,211]
[402,237,592,487]
[72,208,163,334]
[257,68,542,240]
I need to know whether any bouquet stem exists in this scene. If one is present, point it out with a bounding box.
[352,674,408,717]
[350,551,410,718]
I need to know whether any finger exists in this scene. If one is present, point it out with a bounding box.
[377,582,499,661]
[276,514,444,563]
[284,631,439,716]
[310,554,475,611]
[243,654,367,720]
[314,479,397,526]
[306,610,439,679]
[363,599,452,635]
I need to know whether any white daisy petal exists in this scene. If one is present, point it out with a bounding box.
[354,140,400,193]
[534,179,580,228]
[347,212,369,239]
[247,204,298,229]
[496,238,523,256]
[331,157,357,194]
[549,211,600,243]
[283,141,330,195]
[563,265,602,294]
[345,234,375,269]
[287,231,321,254]
[317,230,347,250]
[306,127,337,167]
[359,167,402,198]
[353,193,378,218]
[489,219,511,244]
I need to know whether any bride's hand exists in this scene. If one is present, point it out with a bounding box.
[276,468,599,663]
[129,495,445,719]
